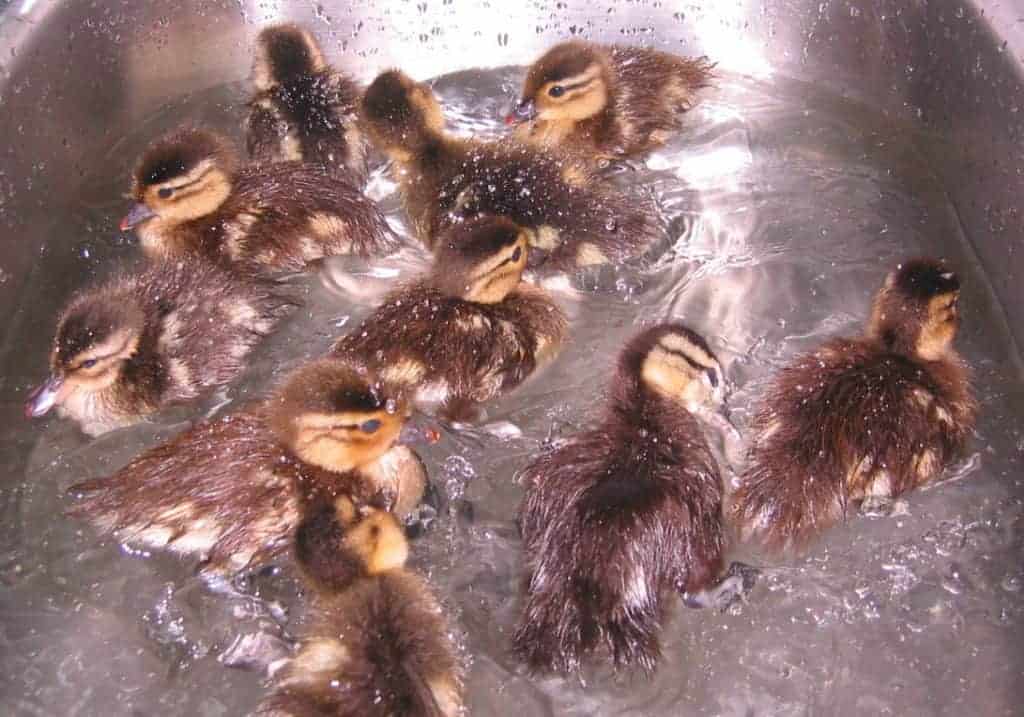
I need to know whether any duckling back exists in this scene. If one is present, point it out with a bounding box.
[247,24,367,182]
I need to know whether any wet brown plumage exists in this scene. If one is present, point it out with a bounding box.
[121,126,395,273]
[731,258,978,551]
[508,41,713,160]
[257,498,462,717]
[360,69,663,271]
[331,215,567,422]
[514,323,727,674]
[246,24,367,183]
[24,257,294,436]
[66,359,427,576]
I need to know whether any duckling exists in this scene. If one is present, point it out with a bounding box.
[331,215,567,422]
[257,496,462,716]
[66,359,429,575]
[23,257,294,436]
[507,41,713,160]
[731,258,978,551]
[514,323,727,674]
[360,69,663,271]
[246,23,367,183]
[120,126,395,273]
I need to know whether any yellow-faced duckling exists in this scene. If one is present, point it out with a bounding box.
[67,359,429,575]
[731,258,978,551]
[514,323,727,674]
[360,69,663,271]
[247,23,367,183]
[120,126,395,273]
[331,215,567,422]
[24,257,294,436]
[507,40,713,160]
[257,496,462,717]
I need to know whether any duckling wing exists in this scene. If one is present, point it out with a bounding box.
[516,419,723,674]
[224,163,397,271]
[733,339,978,550]
[66,409,301,574]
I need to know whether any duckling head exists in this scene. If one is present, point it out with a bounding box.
[121,127,238,232]
[336,495,410,575]
[431,216,530,303]
[269,359,411,474]
[361,70,445,158]
[507,41,610,126]
[621,323,724,412]
[25,291,145,419]
[868,258,961,361]
[252,23,326,91]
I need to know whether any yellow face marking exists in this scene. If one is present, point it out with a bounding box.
[535,65,609,121]
[292,410,405,473]
[344,509,409,575]
[917,291,959,361]
[464,234,529,304]
[640,334,722,409]
[143,164,232,224]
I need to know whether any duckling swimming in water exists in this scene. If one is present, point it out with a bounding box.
[360,69,663,271]
[257,496,462,717]
[67,359,429,576]
[121,126,395,273]
[247,23,367,183]
[507,40,713,160]
[514,323,727,674]
[331,215,567,422]
[24,257,294,436]
[731,258,978,551]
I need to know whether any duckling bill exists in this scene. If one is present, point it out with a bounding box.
[515,323,728,674]
[25,257,294,436]
[331,215,568,422]
[247,23,367,183]
[360,69,663,271]
[731,258,978,551]
[508,40,713,159]
[122,126,395,273]
[66,359,430,576]
[257,496,462,716]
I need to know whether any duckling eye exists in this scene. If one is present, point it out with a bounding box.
[548,85,566,98]
[511,246,523,262]
[360,419,382,434]
[81,358,98,369]
[157,187,174,199]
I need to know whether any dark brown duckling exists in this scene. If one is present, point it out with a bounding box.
[67,359,429,576]
[24,257,294,436]
[331,215,567,422]
[257,496,462,717]
[120,126,395,273]
[360,69,663,272]
[731,258,978,551]
[247,23,367,183]
[514,323,727,674]
[507,40,713,161]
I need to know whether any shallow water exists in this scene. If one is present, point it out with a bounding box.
[3,67,1024,716]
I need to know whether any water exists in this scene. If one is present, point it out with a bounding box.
[3,67,1024,716]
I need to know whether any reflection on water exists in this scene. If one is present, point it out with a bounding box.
[3,67,1024,716]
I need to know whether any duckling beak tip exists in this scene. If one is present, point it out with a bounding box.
[120,202,156,231]
[25,375,64,419]
[507,100,536,124]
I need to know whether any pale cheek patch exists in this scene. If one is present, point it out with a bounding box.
[575,242,609,267]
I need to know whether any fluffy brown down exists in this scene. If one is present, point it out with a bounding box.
[514,324,725,674]
[731,338,977,551]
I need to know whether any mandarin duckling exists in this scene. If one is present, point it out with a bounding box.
[247,23,367,183]
[514,323,727,674]
[120,126,395,273]
[67,359,429,575]
[331,215,567,421]
[257,496,462,717]
[24,257,293,436]
[507,40,713,160]
[731,259,978,551]
[360,69,662,271]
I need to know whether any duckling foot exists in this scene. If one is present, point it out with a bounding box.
[859,496,910,519]
[683,562,759,611]
[219,631,293,673]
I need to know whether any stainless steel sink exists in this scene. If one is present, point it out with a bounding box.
[2,2,1022,715]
